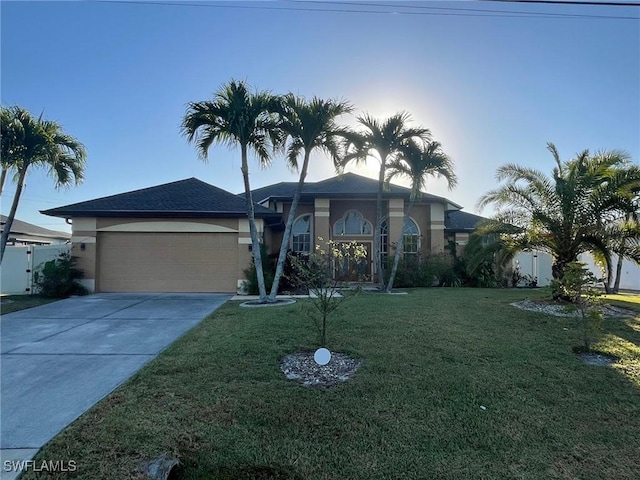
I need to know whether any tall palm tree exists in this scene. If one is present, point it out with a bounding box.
[384,140,457,292]
[268,94,352,301]
[181,80,282,302]
[0,106,86,263]
[341,112,431,289]
[477,143,640,288]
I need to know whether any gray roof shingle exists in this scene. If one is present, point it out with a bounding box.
[250,172,459,206]
[41,178,279,219]
[445,210,488,232]
[1,215,70,239]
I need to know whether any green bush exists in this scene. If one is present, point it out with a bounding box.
[33,252,88,298]
[551,261,603,352]
[383,252,457,288]
[242,243,274,295]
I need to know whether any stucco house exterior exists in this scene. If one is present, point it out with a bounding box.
[42,173,471,293]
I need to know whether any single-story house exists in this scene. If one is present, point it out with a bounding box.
[1,215,70,246]
[42,173,478,294]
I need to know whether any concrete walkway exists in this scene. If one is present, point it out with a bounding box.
[0,293,230,479]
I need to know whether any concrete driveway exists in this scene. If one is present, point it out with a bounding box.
[0,293,229,478]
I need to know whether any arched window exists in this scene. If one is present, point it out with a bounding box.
[402,218,420,254]
[334,210,372,236]
[291,214,312,253]
[380,217,420,257]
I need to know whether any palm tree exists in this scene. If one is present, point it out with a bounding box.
[181,80,282,302]
[1,106,18,195]
[592,210,640,293]
[477,143,640,289]
[384,140,457,292]
[268,94,352,301]
[0,106,86,263]
[341,112,431,289]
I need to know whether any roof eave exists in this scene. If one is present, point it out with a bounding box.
[41,210,281,219]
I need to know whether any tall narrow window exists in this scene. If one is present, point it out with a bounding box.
[291,214,312,253]
[380,219,389,262]
[380,217,420,257]
[402,218,420,256]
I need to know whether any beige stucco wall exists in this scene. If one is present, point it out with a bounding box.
[428,203,446,253]
[329,200,378,230]
[96,218,239,230]
[272,197,447,257]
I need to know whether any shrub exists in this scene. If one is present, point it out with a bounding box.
[383,252,458,288]
[242,243,274,295]
[33,252,88,298]
[552,261,603,352]
[288,240,364,347]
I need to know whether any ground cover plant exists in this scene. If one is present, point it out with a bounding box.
[23,289,640,480]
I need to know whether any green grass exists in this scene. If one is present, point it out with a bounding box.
[24,289,640,480]
[602,292,640,314]
[0,294,57,314]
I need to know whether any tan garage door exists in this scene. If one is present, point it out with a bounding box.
[97,232,238,292]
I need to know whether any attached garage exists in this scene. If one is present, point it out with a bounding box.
[97,231,238,293]
[41,178,281,294]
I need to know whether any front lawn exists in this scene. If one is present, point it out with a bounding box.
[0,294,57,314]
[602,292,640,314]
[25,289,640,480]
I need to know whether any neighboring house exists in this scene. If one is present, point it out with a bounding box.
[42,173,470,294]
[0,215,70,245]
[444,210,488,247]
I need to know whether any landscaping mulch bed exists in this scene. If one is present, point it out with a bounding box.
[511,299,636,318]
[280,350,362,387]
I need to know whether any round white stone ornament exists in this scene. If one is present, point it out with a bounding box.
[313,347,332,366]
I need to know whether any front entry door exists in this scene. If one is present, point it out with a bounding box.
[335,242,371,282]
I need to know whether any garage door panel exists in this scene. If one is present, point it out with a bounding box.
[97,232,238,293]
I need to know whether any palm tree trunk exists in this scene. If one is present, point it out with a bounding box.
[613,248,625,294]
[374,163,385,289]
[386,199,414,293]
[0,166,27,264]
[0,167,7,196]
[269,150,311,301]
[613,214,630,294]
[240,144,268,302]
[603,255,613,294]
[551,254,577,301]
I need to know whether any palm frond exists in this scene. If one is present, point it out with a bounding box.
[181,79,281,166]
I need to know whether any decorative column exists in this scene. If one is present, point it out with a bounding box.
[429,204,446,253]
[314,198,330,248]
[237,218,264,293]
[388,198,405,252]
[71,218,97,292]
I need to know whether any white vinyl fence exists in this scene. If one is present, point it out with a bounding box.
[579,253,640,292]
[513,250,639,291]
[0,244,71,295]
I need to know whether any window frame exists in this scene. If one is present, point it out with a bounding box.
[380,217,421,257]
[333,210,373,236]
[291,214,313,254]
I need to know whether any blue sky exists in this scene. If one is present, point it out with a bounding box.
[2,0,638,233]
